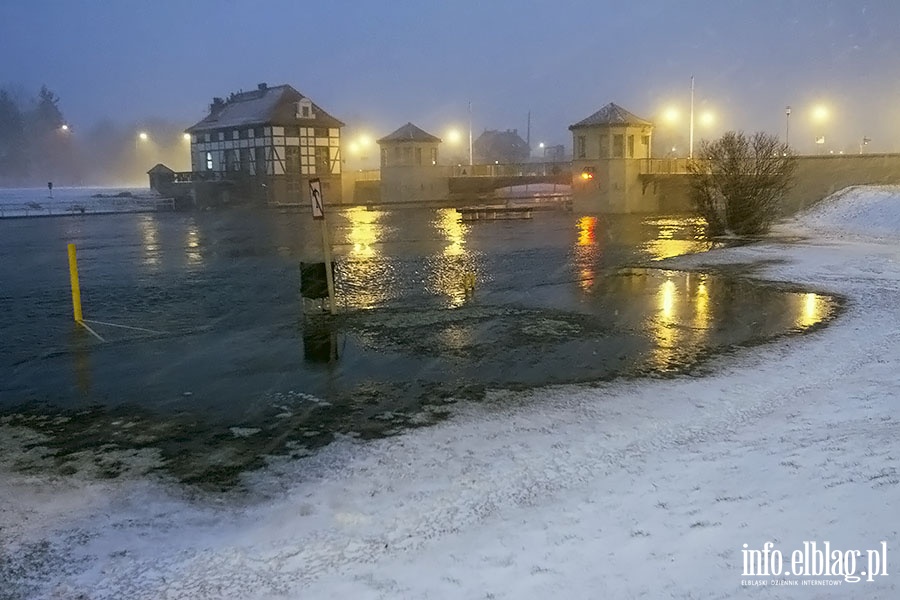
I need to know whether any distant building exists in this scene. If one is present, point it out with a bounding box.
[473,129,530,164]
[146,163,175,193]
[541,144,567,161]
[568,102,654,212]
[377,122,448,202]
[185,83,344,206]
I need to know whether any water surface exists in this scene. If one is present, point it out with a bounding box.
[0,204,839,486]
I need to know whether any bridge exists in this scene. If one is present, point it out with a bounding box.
[157,162,573,203]
[445,162,570,195]
[154,154,900,213]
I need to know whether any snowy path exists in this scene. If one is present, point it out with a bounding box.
[3,186,900,598]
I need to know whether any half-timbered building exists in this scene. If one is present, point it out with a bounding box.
[185,83,344,205]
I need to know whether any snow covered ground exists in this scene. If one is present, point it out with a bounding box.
[3,185,900,598]
[0,187,167,217]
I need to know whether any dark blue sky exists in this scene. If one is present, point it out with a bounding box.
[2,0,899,154]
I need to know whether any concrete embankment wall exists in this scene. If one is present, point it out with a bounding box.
[784,154,900,214]
[642,154,900,216]
[340,154,900,212]
[636,174,694,213]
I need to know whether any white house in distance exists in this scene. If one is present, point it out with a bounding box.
[185,83,344,206]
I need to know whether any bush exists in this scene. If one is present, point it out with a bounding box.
[688,131,797,236]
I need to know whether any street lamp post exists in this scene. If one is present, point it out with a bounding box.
[689,76,695,160]
[859,137,871,154]
[785,106,791,147]
[135,132,149,183]
[136,131,148,152]
[661,106,679,158]
[468,102,473,167]
[358,134,371,162]
[811,105,829,154]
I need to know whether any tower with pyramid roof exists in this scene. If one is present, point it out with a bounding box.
[377,123,449,202]
[569,103,655,212]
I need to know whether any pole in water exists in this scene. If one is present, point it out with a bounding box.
[321,222,336,315]
[67,243,83,322]
[309,178,336,315]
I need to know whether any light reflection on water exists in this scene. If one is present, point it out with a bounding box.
[425,209,476,307]
[346,206,378,258]
[797,292,827,329]
[694,275,711,330]
[338,207,393,309]
[138,213,160,269]
[575,215,599,291]
[651,275,680,370]
[641,216,711,261]
[185,220,203,267]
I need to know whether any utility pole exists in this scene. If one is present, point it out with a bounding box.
[689,75,695,160]
[785,106,791,147]
[309,178,335,315]
[526,110,531,154]
[468,101,473,166]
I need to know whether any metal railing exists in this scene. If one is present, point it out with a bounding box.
[173,171,230,183]
[450,162,570,178]
[349,169,381,182]
[639,158,694,175]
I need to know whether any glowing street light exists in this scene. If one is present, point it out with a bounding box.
[811,105,829,123]
[658,105,683,158]
[357,135,371,160]
[346,132,372,162]
[135,131,150,155]
[446,129,462,144]
[183,133,191,142]
[698,111,715,127]
[662,107,680,124]
[811,104,830,154]
[60,124,69,132]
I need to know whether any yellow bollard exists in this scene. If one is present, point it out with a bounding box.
[67,243,83,322]
[462,271,476,296]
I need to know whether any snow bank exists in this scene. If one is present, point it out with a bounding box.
[792,184,900,238]
[4,185,900,598]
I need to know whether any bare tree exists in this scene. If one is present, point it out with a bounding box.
[688,131,797,236]
[0,89,27,184]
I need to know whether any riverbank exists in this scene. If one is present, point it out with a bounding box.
[2,186,899,598]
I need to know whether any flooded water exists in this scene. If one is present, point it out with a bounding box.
[0,203,840,487]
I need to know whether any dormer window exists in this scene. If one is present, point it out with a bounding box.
[296,98,314,119]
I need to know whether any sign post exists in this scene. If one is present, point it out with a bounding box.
[309,178,336,315]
